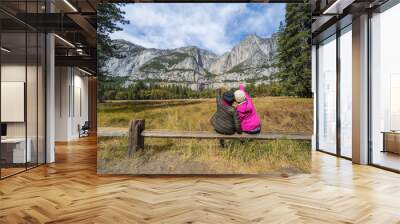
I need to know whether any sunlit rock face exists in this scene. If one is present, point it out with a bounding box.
[102,34,277,90]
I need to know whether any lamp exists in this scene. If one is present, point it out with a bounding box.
[54,34,75,48]
[1,47,11,53]
[78,67,93,76]
[63,0,78,12]
[322,0,355,15]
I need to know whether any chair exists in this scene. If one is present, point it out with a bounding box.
[79,121,90,138]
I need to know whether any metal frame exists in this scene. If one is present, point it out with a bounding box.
[374,0,400,12]
[104,0,307,2]
[367,11,373,166]
[36,1,39,167]
[0,19,2,179]
[25,2,28,172]
[336,26,341,157]
[316,44,319,151]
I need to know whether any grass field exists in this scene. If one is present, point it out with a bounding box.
[97,97,313,174]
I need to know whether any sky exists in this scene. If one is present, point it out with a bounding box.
[110,3,286,55]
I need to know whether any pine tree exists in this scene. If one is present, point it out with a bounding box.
[275,3,312,98]
[97,3,129,102]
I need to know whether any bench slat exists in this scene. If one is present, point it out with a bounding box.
[142,130,311,140]
[98,130,128,137]
[98,130,311,140]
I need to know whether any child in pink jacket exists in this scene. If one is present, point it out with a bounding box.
[234,84,261,134]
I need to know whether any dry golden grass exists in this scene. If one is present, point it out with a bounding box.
[97,97,313,174]
[98,97,313,133]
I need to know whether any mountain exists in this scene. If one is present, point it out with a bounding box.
[102,34,277,89]
[209,34,278,85]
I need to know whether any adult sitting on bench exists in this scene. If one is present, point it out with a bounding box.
[210,89,242,146]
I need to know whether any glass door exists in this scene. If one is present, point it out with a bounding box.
[370,2,400,171]
[317,35,337,154]
[339,25,352,158]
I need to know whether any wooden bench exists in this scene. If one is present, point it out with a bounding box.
[98,119,312,156]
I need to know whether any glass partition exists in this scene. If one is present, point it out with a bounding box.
[339,26,352,158]
[1,31,28,177]
[27,31,38,169]
[370,3,400,171]
[317,35,337,154]
[0,1,46,179]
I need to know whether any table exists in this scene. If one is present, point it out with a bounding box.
[382,131,400,154]
[1,138,31,164]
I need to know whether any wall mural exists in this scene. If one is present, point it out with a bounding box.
[97,2,312,175]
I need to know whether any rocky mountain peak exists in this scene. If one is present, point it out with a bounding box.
[113,39,144,50]
[102,34,278,90]
[244,33,261,42]
[208,34,276,75]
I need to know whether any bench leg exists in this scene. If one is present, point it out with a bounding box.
[138,132,145,150]
[128,119,145,156]
[219,139,225,148]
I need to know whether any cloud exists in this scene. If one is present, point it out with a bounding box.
[110,3,285,55]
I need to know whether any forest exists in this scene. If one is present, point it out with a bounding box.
[101,79,286,100]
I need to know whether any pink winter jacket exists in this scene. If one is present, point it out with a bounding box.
[235,84,261,132]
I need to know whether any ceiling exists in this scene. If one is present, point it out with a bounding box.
[0,0,97,74]
[311,0,390,41]
[0,0,319,75]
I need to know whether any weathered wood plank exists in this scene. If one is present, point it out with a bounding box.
[128,120,145,156]
[99,129,311,140]
[98,129,128,137]
[137,121,145,150]
[127,121,134,156]
[141,130,311,140]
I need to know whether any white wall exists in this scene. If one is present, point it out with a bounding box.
[72,73,89,138]
[1,64,27,139]
[55,66,70,141]
[55,67,89,141]
[1,82,25,122]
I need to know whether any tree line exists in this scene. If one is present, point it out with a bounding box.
[101,80,288,101]
[103,81,214,100]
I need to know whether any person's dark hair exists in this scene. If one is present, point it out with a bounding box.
[223,91,235,105]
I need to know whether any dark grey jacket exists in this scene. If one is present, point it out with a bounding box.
[210,90,242,135]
